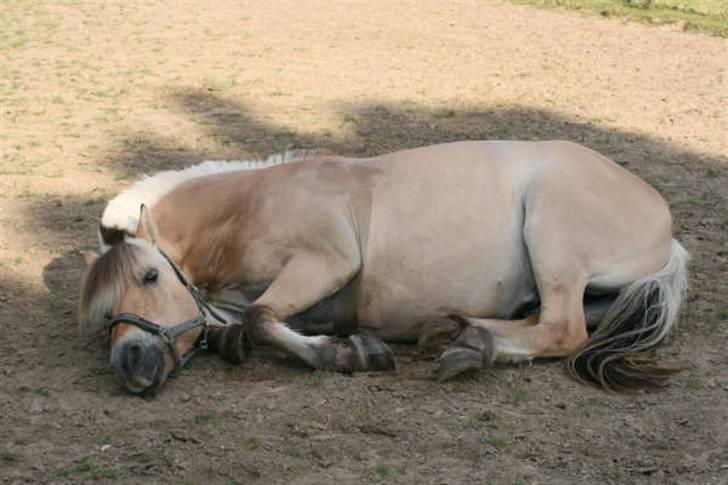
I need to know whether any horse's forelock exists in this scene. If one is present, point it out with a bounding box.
[99,225,129,248]
[78,242,144,334]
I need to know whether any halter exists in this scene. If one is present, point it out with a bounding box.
[109,248,233,372]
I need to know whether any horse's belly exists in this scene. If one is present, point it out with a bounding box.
[355,232,536,341]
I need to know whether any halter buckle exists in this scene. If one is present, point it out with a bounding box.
[198,326,210,351]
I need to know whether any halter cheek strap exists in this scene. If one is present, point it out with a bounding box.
[109,248,233,372]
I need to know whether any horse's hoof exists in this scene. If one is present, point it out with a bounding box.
[435,326,495,381]
[208,324,252,364]
[436,347,483,381]
[349,335,396,371]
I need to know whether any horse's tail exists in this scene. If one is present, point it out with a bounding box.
[567,239,689,391]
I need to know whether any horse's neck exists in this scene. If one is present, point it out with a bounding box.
[102,150,328,241]
[153,173,253,291]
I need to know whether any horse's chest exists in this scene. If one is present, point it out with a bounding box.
[231,244,288,288]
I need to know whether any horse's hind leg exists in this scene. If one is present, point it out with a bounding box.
[436,315,534,380]
[437,270,589,380]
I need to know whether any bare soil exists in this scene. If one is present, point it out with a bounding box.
[1,2,726,484]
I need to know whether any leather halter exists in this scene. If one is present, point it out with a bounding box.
[109,248,232,371]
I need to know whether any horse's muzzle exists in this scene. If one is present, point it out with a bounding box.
[111,334,167,395]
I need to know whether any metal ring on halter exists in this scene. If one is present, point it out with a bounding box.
[109,248,232,372]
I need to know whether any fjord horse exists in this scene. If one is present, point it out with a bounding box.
[79,141,688,395]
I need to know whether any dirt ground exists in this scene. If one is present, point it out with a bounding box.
[1,1,726,484]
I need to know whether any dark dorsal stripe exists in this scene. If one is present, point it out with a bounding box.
[100,224,131,246]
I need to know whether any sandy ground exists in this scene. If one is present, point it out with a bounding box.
[1,1,727,484]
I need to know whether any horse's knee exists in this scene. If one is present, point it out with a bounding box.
[243,304,279,342]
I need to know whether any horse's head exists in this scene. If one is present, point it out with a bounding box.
[78,206,240,395]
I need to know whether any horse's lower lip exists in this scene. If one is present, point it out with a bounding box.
[129,372,155,392]
[123,373,155,394]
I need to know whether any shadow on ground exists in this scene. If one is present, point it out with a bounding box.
[104,90,727,240]
[25,89,727,237]
[0,267,109,384]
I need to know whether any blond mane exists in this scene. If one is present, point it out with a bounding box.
[100,149,327,247]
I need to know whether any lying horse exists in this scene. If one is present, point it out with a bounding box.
[78,141,688,395]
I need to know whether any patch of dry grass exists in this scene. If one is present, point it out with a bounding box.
[512,0,727,36]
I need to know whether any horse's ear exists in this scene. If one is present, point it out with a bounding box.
[82,250,99,266]
[136,204,159,245]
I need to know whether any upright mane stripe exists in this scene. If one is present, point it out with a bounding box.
[99,149,326,249]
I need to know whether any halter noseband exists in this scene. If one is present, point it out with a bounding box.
[109,248,232,371]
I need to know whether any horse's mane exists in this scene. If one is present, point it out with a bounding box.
[100,149,327,246]
[78,239,161,334]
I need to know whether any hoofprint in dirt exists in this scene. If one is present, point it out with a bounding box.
[0,1,726,484]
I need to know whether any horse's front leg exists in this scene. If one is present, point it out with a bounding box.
[246,305,394,371]
[240,251,395,372]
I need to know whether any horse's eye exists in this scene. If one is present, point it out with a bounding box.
[142,268,159,286]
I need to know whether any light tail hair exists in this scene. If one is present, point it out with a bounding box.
[568,239,689,391]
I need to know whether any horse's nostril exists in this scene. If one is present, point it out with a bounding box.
[125,342,144,373]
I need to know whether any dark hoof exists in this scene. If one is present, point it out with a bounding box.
[435,326,495,382]
[436,347,483,381]
[350,335,396,371]
[208,324,252,364]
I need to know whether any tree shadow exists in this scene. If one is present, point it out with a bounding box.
[0,267,117,393]
[106,88,726,195]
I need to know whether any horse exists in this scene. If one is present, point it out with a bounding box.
[78,141,688,396]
